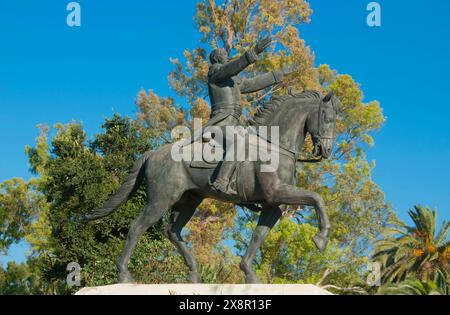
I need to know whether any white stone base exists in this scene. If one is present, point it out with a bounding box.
[75,284,332,295]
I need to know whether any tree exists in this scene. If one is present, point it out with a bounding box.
[0,262,39,295]
[377,271,449,295]
[0,178,42,255]
[374,206,450,284]
[1,123,50,254]
[162,0,391,289]
[0,256,61,295]
[4,115,190,294]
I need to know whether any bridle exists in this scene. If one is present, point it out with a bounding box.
[251,96,337,164]
[236,90,338,167]
[297,95,337,163]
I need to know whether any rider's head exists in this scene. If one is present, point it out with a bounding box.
[209,48,228,64]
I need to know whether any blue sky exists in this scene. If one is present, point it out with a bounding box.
[1,0,449,266]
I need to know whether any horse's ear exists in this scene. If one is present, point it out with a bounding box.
[323,91,335,103]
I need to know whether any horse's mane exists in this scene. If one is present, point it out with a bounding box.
[250,90,324,126]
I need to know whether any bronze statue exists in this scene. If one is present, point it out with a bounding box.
[205,37,295,195]
[84,39,343,285]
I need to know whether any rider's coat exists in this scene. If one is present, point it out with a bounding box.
[205,49,284,129]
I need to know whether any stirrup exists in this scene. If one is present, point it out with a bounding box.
[211,179,236,195]
[211,178,228,192]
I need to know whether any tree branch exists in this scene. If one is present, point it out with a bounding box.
[316,268,333,286]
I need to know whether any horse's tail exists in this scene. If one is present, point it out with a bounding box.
[84,151,152,222]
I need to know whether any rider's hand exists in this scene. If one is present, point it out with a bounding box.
[254,36,272,55]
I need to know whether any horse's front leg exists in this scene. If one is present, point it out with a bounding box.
[258,175,331,252]
[240,205,282,284]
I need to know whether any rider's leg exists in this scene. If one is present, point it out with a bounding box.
[211,125,238,194]
[212,133,236,193]
[212,160,236,194]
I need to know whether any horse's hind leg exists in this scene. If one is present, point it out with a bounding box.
[116,201,168,283]
[166,193,203,283]
[240,205,282,284]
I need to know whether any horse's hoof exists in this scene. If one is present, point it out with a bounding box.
[313,235,328,253]
[189,271,202,283]
[118,271,135,284]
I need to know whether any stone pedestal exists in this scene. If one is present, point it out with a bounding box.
[75,284,332,295]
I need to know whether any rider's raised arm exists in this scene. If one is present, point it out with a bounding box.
[208,49,258,83]
[240,70,284,94]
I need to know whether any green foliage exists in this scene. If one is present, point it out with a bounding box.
[0,178,44,255]
[234,211,370,293]
[198,260,242,284]
[374,206,450,284]
[378,270,449,295]
[44,115,190,291]
[0,262,40,295]
[255,220,344,284]
[0,257,65,295]
[135,90,186,147]
[0,115,189,294]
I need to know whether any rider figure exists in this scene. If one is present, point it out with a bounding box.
[206,37,296,195]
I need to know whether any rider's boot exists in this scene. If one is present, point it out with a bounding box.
[212,161,237,195]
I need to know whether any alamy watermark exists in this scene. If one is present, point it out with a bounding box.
[66,2,81,27]
[367,2,382,27]
[367,262,382,287]
[65,3,381,29]
[66,262,81,287]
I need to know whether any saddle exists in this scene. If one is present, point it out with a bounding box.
[179,127,285,199]
[185,128,283,169]
[188,140,225,169]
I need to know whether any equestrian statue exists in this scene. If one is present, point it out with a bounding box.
[84,36,343,284]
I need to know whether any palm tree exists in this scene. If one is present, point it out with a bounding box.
[378,271,449,295]
[373,206,450,283]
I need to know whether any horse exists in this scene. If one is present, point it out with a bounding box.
[84,90,343,284]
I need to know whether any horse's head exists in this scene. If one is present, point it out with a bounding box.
[306,92,342,159]
[250,90,343,161]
